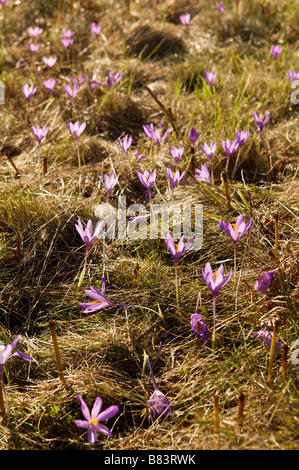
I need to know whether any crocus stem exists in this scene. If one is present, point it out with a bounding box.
[233,242,237,280]
[0,375,5,418]
[232,147,241,179]
[212,296,216,348]
[49,320,65,383]
[175,261,179,307]
[147,356,158,391]
[76,140,81,169]
[267,320,279,384]
[190,146,196,177]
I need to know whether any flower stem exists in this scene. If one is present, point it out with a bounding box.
[234,242,237,280]
[175,261,179,307]
[212,296,216,348]
[0,375,5,418]
[76,140,81,169]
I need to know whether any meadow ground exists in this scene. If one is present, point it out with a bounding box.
[0,0,298,451]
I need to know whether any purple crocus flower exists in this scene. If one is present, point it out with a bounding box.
[75,218,105,253]
[136,168,157,201]
[32,125,48,146]
[200,142,217,164]
[147,356,172,419]
[42,56,57,69]
[202,262,232,346]
[98,173,119,202]
[243,328,283,354]
[133,150,147,162]
[253,111,270,132]
[27,43,40,54]
[63,83,79,104]
[169,146,184,168]
[105,71,123,88]
[22,83,37,103]
[204,71,217,86]
[271,45,282,60]
[188,127,199,147]
[68,121,86,141]
[79,276,118,312]
[27,26,43,38]
[216,2,225,13]
[195,163,210,183]
[143,122,173,146]
[165,233,193,266]
[89,78,102,89]
[179,13,191,27]
[118,134,132,155]
[0,0,8,5]
[219,214,252,276]
[60,37,73,49]
[91,22,101,38]
[43,78,56,93]
[235,130,250,147]
[0,335,33,381]
[75,394,119,444]
[288,70,299,83]
[191,294,209,344]
[254,268,278,295]
[221,138,239,172]
[61,28,75,39]
[167,168,185,195]
[70,76,85,88]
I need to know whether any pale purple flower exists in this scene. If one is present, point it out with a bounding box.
[202,262,232,346]
[27,43,40,54]
[79,276,118,312]
[221,138,239,157]
[70,76,85,88]
[202,262,232,299]
[253,111,270,132]
[63,83,79,104]
[143,122,173,145]
[235,129,250,147]
[169,146,184,167]
[75,394,119,444]
[105,71,123,88]
[75,218,104,253]
[42,56,57,69]
[271,45,282,60]
[179,13,191,27]
[61,28,75,39]
[0,335,33,380]
[165,233,193,265]
[167,167,185,194]
[0,0,8,5]
[98,173,119,201]
[22,83,37,102]
[221,138,239,171]
[254,268,278,295]
[27,26,43,38]
[133,150,147,162]
[243,328,283,354]
[204,71,217,86]
[219,214,252,246]
[216,2,225,13]
[288,70,299,83]
[195,163,210,183]
[188,127,199,147]
[32,125,48,146]
[200,141,217,164]
[136,169,157,200]
[68,121,86,141]
[91,22,101,38]
[89,78,102,89]
[60,37,73,49]
[147,356,171,419]
[191,295,209,344]
[43,78,56,93]
[118,134,132,155]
